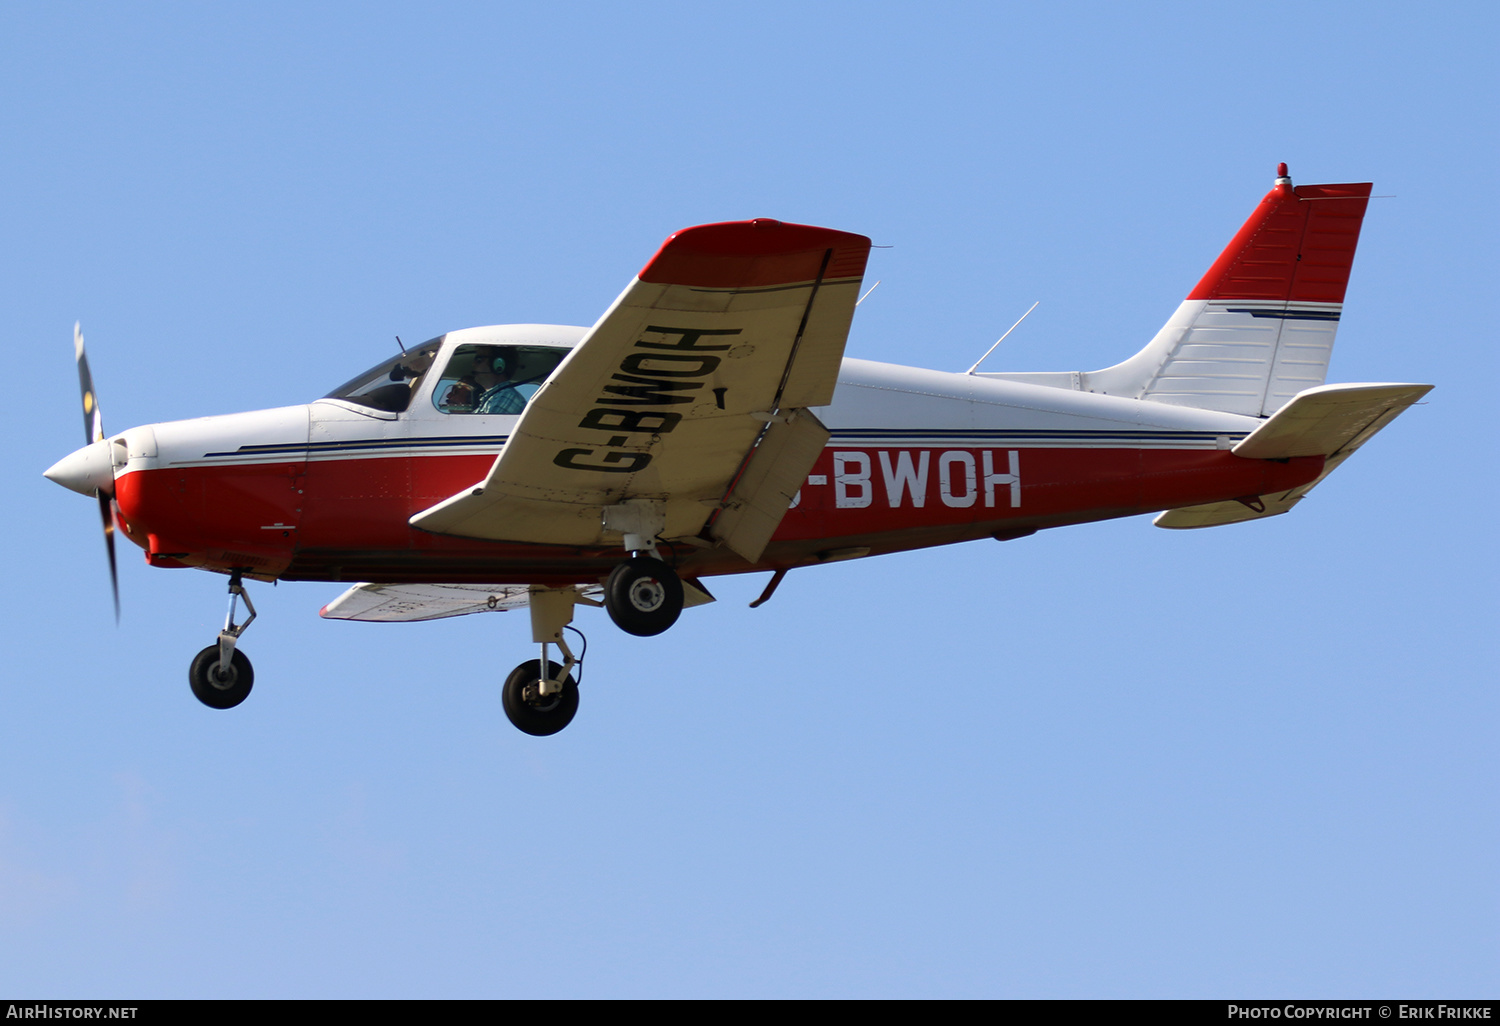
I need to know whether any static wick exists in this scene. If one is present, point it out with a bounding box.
[966,301,1040,375]
[856,280,882,307]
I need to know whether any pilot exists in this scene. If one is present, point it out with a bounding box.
[471,347,526,415]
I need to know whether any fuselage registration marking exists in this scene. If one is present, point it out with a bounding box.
[818,449,1021,509]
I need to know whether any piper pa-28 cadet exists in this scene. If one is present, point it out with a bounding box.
[45,165,1431,736]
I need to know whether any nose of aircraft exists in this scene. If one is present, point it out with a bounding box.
[44,438,115,496]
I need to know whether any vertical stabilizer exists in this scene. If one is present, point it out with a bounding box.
[987,166,1374,417]
[1091,166,1372,416]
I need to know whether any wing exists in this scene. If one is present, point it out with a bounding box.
[409,219,871,557]
[317,580,715,622]
[320,583,538,622]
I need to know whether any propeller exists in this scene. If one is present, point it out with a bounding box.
[72,323,120,621]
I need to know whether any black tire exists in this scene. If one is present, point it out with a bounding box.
[501,659,579,737]
[603,556,684,637]
[189,645,254,710]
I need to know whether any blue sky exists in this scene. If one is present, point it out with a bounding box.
[2,1,1495,997]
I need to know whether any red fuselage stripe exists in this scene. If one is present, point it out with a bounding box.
[112,446,1323,581]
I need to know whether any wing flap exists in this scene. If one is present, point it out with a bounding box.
[410,220,869,547]
[708,409,831,563]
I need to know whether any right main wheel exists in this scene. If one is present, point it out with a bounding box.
[603,555,684,636]
[501,659,579,736]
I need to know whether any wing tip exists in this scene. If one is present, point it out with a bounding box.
[639,219,871,289]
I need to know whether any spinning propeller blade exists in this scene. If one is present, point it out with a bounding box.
[75,322,104,446]
[73,323,120,621]
[98,491,120,622]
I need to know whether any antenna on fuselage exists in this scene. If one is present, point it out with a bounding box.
[395,335,407,354]
[965,301,1039,375]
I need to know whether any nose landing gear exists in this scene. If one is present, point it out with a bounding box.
[189,571,256,710]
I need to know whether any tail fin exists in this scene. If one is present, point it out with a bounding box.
[987,166,1374,417]
[1090,166,1372,415]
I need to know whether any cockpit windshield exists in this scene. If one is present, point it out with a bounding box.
[431,344,567,415]
[323,338,443,413]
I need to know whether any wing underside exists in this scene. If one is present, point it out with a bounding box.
[318,579,720,622]
[320,582,541,622]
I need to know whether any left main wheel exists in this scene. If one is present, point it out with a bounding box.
[189,645,254,709]
[604,555,684,637]
[502,659,579,737]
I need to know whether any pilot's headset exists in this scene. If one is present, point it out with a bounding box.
[477,350,511,376]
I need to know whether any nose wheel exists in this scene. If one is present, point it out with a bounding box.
[189,645,254,709]
[604,555,684,636]
[189,571,257,710]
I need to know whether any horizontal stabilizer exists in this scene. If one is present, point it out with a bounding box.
[1154,382,1430,530]
[1153,491,1308,529]
[1231,382,1433,459]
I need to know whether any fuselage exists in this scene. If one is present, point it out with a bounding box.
[102,324,1323,585]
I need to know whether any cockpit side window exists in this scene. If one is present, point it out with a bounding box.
[323,339,443,413]
[432,344,567,415]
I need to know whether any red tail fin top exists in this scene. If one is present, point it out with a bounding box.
[1188,171,1373,304]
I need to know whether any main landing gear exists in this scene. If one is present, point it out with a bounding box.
[598,501,685,638]
[189,570,256,709]
[603,555,683,637]
[499,527,687,736]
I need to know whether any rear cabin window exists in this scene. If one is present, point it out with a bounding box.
[323,340,442,413]
[432,344,567,415]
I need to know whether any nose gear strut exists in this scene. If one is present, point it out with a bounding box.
[188,571,258,709]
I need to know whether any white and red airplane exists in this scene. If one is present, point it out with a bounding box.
[45,165,1430,735]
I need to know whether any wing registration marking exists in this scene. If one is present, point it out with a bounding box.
[551,325,741,475]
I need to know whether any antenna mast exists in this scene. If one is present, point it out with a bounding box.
[966,302,1039,375]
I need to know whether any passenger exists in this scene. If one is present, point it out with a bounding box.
[440,373,478,411]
